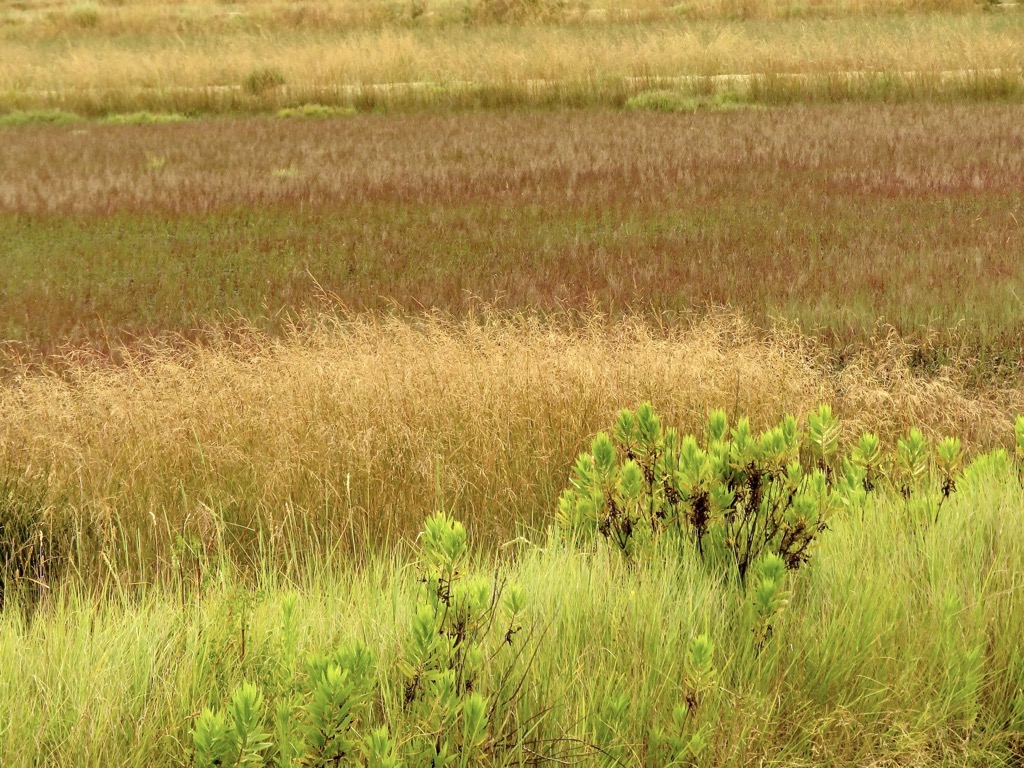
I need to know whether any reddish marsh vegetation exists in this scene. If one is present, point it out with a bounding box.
[1,103,1022,365]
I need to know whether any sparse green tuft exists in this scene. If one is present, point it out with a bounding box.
[104,111,187,125]
[626,89,756,113]
[0,110,81,127]
[276,104,357,119]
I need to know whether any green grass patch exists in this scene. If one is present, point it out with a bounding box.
[626,88,758,112]
[0,110,189,127]
[276,103,357,119]
[102,111,188,125]
[0,109,81,127]
[1,466,1023,766]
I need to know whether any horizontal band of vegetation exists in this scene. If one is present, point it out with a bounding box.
[1,313,1021,585]
[1,105,1021,370]
[0,0,1001,38]
[3,13,1024,116]
[4,69,1024,118]
[2,471,1023,766]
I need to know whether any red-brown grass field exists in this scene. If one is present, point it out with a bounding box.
[2,104,1022,369]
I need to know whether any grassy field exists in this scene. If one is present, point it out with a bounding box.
[2,468,1024,766]
[2,104,1023,371]
[0,0,994,34]
[0,313,1020,580]
[3,2,1024,765]
[2,9,1023,114]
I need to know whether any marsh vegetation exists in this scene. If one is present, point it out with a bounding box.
[1,0,1023,764]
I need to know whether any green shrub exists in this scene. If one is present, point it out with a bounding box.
[398,511,527,765]
[192,683,272,768]
[189,511,532,766]
[626,90,691,112]
[184,411,1024,766]
[556,403,861,584]
[894,426,930,498]
[555,403,980,584]
[191,637,378,767]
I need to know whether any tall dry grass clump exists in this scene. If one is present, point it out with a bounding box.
[0,311,1019,580]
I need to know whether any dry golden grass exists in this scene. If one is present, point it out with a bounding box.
[2,312,1019,577]
[0,0,992,39]
[2,14,1022,114]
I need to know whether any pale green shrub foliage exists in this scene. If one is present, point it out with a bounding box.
[895,427,930,498]
[646,634,717,767]
[398,511,525,765]
[556,402,987,583]
[556,403,857,584]
[189,512,529,767]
